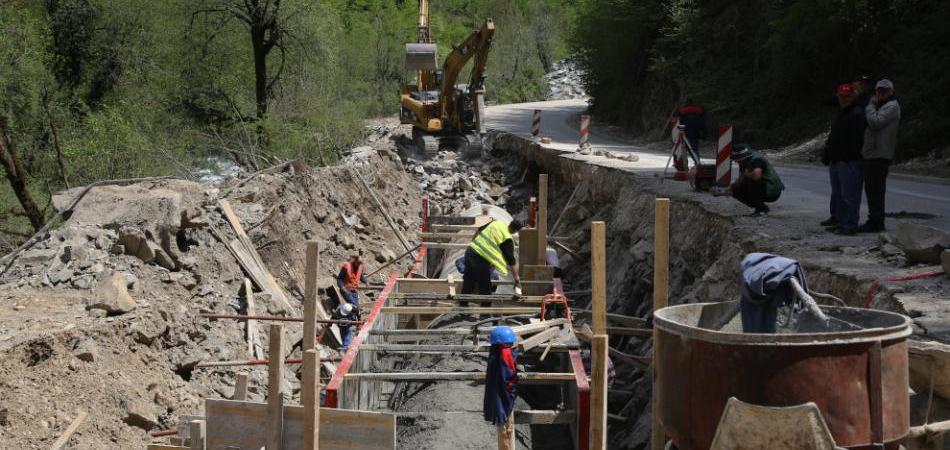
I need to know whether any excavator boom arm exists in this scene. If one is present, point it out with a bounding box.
[438,19,495,124]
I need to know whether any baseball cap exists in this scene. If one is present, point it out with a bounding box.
[875,79,894,90]
[837,83,855,96]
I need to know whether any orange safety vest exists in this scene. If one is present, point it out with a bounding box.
[342,261,364,292]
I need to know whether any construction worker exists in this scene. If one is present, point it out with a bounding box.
[822,83,866,235]
[335,302,359,350]
[337,254,367,311]
[676,99,707,153]
[463,219,524,296]
[483,326,519,449]
[725,145,785,216]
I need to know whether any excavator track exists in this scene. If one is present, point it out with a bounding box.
[417,133,439,158]
[462,133,483,156]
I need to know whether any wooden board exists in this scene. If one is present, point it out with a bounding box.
[591,222,607,335]
[522,265,554,296]
[518,228,539,271]
[515,409,575,425]
[205,399,396,450]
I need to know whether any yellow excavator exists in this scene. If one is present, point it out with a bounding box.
[400,0,495,157]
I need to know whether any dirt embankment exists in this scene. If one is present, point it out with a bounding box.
[489,131,950,449]
[0,127,421,448]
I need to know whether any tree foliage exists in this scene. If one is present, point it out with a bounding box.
[0,0,574,237]
[572,0,948,159]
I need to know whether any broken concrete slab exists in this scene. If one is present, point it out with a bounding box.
[53,184,184,230]
[86,271,137,315]
[892,223,950,264]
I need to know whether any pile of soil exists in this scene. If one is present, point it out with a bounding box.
[0,128,421,447]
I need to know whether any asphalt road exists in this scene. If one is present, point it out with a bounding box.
[486,99,950,231]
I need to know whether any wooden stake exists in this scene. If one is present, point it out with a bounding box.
[302,349,320,450]
[267,324,285,450]
[591,221,607,335]
[304,241,319,352]
[232,373,249,400]
[188,420,206,450]
[550,181,584,236]
[244,278,261,359]
[537,174,549,266]
[651,198,670,450]
[49,410,88,450]
[497,412,515,450]
[590,335,609,450]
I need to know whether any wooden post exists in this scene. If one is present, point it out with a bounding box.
[537,174,549,265]
[304,241,320,352]
[245,278,261,359]
[591,221,607,335]
[651,198,670,450]
[303,349,320,450]
[268,324,285,450]
[590,334,609,450]
[497,412,516,450]
[232,373,249,400]
[189,420,206,450]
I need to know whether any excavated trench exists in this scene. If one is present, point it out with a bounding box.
[482,131,919,449]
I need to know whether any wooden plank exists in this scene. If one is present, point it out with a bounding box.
[511,318,568,336]
[591,335,609,450]
[49,410,87,450]
[447,274,457,299]
[421,242,471,250]
[537,174,549,267]
[358,343,576,353]
[550,181,584,236]
[515,409,575,425]
[205,399,396,450]
[498,411,515,450]
[420,231,478,240]
[303,241,319,352]
[607,327,653,337]
[591,222,607,335]
[302,349,319,450]
[244,278,262,359]
[652,198,670,450]
[233,373,249,400]
[188,420,205,450]
[228,237,296,316]
[575,310,647,327]
[430,224,480,231]
[268,324,285,450]
[518,326,562,352]
[428,215,476,226]
[349,168,415,258]
[518,228,539,272]
[381,306,540,315]
[343,372,576,382]
[522,264,554,296]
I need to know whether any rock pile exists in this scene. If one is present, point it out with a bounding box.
[545,58,587,100]
[401,150,512,217]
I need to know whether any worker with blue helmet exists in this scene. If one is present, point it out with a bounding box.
[484,325,519,438]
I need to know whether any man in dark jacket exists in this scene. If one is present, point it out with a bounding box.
[821,83,866,235]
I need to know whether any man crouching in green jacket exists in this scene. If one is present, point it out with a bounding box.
[727,145,785,216]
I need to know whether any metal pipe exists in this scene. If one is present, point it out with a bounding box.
[200,313,361,325]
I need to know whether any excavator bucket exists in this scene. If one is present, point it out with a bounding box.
[710,397,846,450]
[405,43,438,71]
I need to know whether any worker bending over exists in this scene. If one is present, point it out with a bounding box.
[726,145,785,216]
[483,326,519,450]
[337,254,367,306]
[463,219,523,295]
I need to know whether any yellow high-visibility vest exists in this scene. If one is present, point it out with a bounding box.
[469,220,513,275]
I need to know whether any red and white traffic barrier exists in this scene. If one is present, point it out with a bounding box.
[579,114,590,148]
[532,109,541,139]
[716,125,733,187]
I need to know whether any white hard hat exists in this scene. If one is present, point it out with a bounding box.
[340,303,354,315]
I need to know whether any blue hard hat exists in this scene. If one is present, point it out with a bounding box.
[489,326,517,345]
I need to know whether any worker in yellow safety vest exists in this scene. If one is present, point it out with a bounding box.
[463,219,524,295]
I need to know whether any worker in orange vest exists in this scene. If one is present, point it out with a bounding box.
[337,254,367,307]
